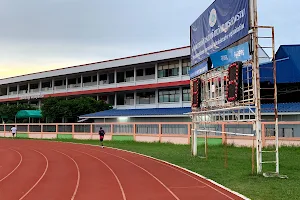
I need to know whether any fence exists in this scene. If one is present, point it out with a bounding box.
[0,122,300,146]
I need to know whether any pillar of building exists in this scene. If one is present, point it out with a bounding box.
[155,63,158,82]
[179,59,183,77]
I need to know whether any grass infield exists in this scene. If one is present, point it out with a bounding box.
[2,137,299,200]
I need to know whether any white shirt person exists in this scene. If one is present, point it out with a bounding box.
[11,126,17,138]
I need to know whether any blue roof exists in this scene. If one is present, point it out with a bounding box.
[80,107,192,118]
[80,103,300,118]
[242,44,300,84]
[262,103,300,113]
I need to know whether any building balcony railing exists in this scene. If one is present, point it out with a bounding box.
[136,74,155,81]
[9,91,18,95]
[124,99,134,105]
[54,85,66,90]
[41,87,52,92]
[29,88,40,93]
[136,97,155,104]
[125,77,134,82]
[83,82,97,87]
[68,84,81,89]
[0,74,190,101]
[99,80,109,85]
[19,90,27,94]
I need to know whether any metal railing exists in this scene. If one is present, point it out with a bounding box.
[0,121,300,146]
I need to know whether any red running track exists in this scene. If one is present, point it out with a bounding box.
[0,139,247,200]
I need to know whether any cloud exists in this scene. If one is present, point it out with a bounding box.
[0,0,299,79]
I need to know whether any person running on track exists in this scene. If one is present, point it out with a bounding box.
[99,127,105,148]
[11,126,17,138]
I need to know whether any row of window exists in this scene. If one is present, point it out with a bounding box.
[114,88,191,105]
[158,88,191,103]
[5,88,191,106]
[58,59,190,87]
[157,59,190,78]
[2,59,191,94]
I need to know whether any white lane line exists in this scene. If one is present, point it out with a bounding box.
[53,149,80,200]
[40,140,250,200]
[0,149,23,182]
[90,148,180,200]
[72,149,127,200]
[19,149,49,200]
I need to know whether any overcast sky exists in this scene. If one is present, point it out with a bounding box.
[0,0,298,79]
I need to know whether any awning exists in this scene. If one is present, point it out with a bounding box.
[79,107,192,119]
[15,110,42,119]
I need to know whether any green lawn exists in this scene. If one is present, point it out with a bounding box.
[2,137,299,200]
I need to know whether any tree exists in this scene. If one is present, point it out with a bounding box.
[40,97,60,122]
[0,103,36,123]
[41,96,112,122]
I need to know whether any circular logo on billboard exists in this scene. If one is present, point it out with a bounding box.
[209,8,217,27]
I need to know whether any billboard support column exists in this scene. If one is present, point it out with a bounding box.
[250,0,262,174]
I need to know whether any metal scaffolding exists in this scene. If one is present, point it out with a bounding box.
[189,0,283,176]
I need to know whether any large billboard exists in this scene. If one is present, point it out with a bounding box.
[190,0,249,66]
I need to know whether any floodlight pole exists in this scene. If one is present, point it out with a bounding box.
[251,0,263,174]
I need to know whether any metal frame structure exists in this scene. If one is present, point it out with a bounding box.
[189,0,281,176]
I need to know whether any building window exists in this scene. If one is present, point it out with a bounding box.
[100,72,114,84]
[125,93,134,105]
[42,81,52,88]
[83,76,92,83]
[9,86,17,92]
[54,79,66,86]
[136,91,155,104]
[182,58,191,75]
[92,75,97,82]
[108,73,114,84]
[182,87,191,101]
[108,95,115,105]
[68,78,77,85]
[145,67,155,75]
[137,69,144,77]
[117,69,134,83]
[117,72,125,83]
[159,89,180,103]
[126,70,134,78]
[158,60,179,78]
[117,93,125,105]
[99,74,107,81]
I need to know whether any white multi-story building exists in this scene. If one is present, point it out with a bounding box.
[0,46,192,120]
[0,44,273,122]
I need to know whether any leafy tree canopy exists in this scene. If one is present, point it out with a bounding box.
[41,96,112,122]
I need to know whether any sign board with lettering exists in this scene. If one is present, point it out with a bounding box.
[19,94,44,100]
[210,42,250,68]
[189,61,208,79]
[190,0,249,66]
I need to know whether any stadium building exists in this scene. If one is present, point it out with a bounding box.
[0,47,192,122]
[1,45,300,123]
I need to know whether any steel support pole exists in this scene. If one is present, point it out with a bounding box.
[251,0,263,174]
[272,27,279,174]
[192,122,198,156]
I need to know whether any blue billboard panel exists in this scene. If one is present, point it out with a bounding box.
[190,0,249,66]
[210,42,250,68]
[189,61,208,79]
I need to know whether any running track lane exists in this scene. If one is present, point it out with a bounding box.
[0,139,247,200]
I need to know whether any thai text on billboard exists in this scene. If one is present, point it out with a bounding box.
[190,0,249,66]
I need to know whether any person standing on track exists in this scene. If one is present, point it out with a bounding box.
[11,126,17,138]
[99,127,105,148]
